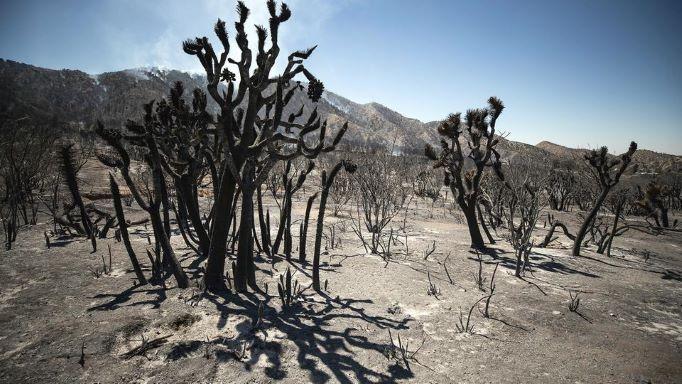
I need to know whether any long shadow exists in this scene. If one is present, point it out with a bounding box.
[533,259,600,278]
[198,289,413,383]
[48,239,76,247]
[487,315,530,332]
[129,227,151,237]
[570,310,592,323]
[578,254,670,277]
[518,276,548,296]
[662,269,682,281]
[489,251,601,279]
[268,255,359,282]
[523,275,598,294]
[476,246,510,259]
[87,284,168,311]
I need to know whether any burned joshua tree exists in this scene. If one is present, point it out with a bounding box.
[425,97,506,249]
[59,143,97,252]
[182,1,347,292]
[572,142,637,256]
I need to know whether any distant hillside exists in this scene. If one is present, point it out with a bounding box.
[0,60,213,133]
[1,58,679,175]
[536,141,584,158]
[0,59,442,152]
[537,141,682,174]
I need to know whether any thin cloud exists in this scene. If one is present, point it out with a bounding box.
[106,0,353,75]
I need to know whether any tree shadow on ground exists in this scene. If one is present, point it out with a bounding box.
[487,315,530,332]
[265,253,364,282]
[569,309,593,323]
[476,246,510,259]
[496,250,601,278]
[577,253,676,279]
[48,239,76,247]
[86,252,415,382]
[661,269,682,281]
[200,289,414,383]
[87,283,168,311]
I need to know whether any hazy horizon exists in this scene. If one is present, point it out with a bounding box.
[1,0,680,155]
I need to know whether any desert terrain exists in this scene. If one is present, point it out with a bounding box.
[0,173,680,383]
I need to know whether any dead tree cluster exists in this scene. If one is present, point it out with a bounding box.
[319,153,356,217]
[546,168,575,211]
[0,120,55,249]
[504,171,544,277]
[353,151,410,255]
[412,167,441,202]
[636,180,677,229]
[0,120,106,250]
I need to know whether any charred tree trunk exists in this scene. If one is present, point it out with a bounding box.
[173,198,201,255]
[606,203,623,257]
[283,193,293,259]
[299,192,318,263]
[256,186,271,256]
[235,182,258,293]
[159,174,172,241]
[548,198,558,211]
[148,142,189,288]
[458,194,485,249]
[177,175,210,255]
[660,207,670,228]
[539,221,575,247]
[313,161,355,291]
[202,168,237,292]
[149,205,189,288]
[477,202,495,244]
[110,175,147,285]
[573,189,608,256]
[271,183,290,256]
[312,178,331,292]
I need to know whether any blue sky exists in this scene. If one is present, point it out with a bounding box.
[1,0,680,154]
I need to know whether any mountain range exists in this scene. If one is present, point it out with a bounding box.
[1,58,680,175]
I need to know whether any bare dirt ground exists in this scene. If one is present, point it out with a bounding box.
[1,195,681,383]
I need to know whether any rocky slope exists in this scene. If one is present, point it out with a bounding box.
[0,59,437,152]
[1,58,679,174]
[0,60,212,133]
